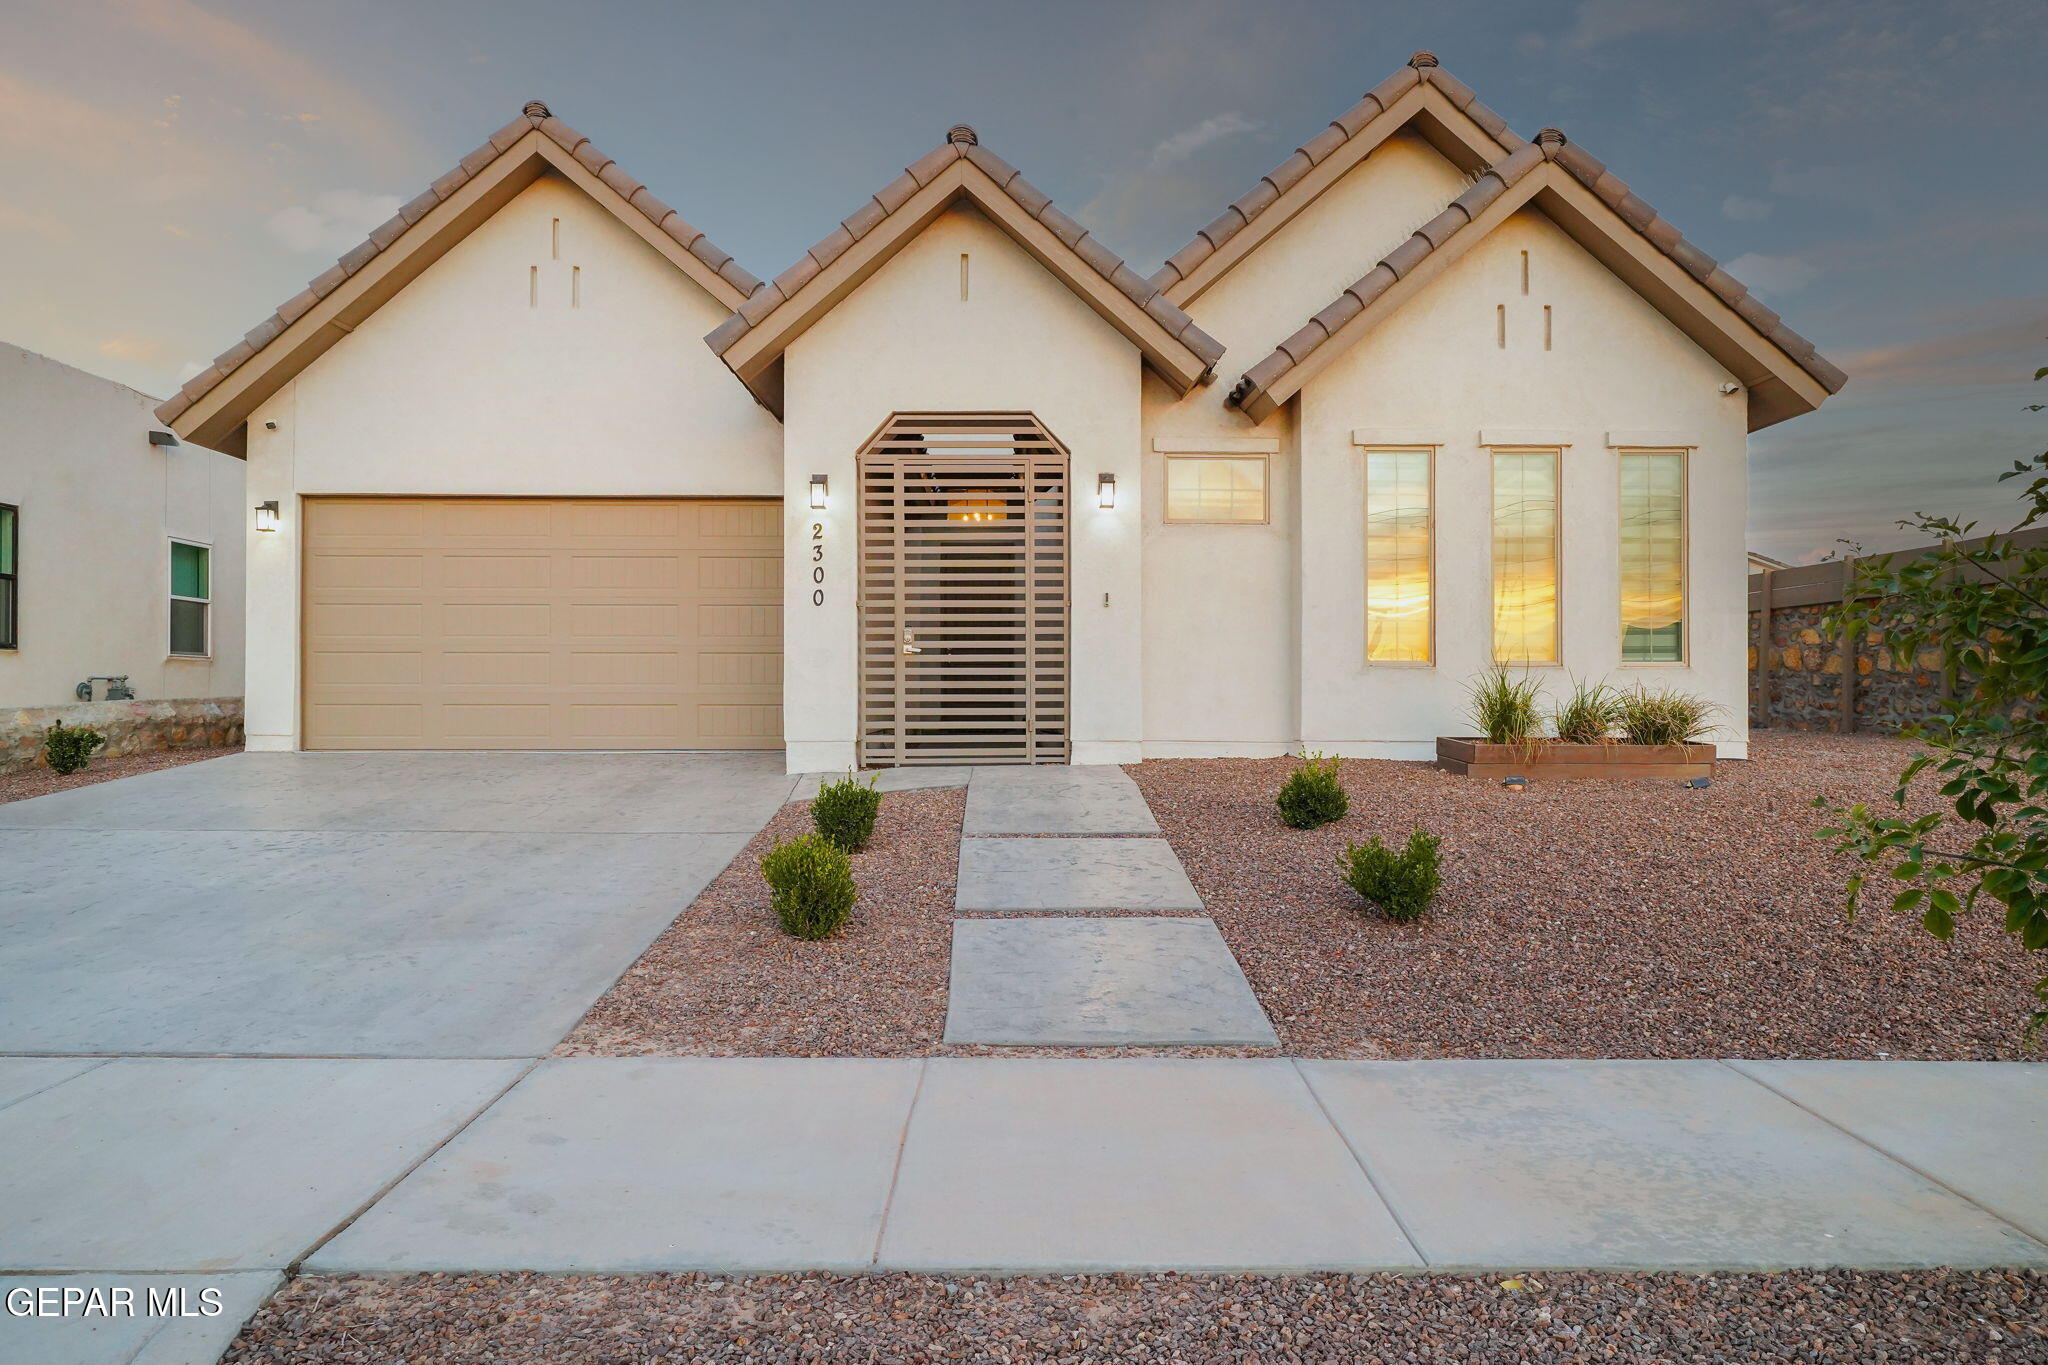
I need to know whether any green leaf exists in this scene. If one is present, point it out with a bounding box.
[1923,903,1957,939]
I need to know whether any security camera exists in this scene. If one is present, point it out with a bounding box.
[1718,381,1741,396]
[264,420,278,430]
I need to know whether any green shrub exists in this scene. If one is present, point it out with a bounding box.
[1552,677,1622,745]
[1341,830,1442,922]
[1277,751,1349,829]
[43,723,106,776]
[1617,685,1720,746]
[760,834,858,941]
[811,770,882,852]
[1466,666,1544,745]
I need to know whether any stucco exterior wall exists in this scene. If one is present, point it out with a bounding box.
[0,342,245,713]
[1139,133,1471,756]
[782,203,1144,770]
[241,173,784,750]
[1296,209,1752,758]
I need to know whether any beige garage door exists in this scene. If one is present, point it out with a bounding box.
[302,498,782,750]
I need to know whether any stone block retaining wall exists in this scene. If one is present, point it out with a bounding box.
[2,697,244,774]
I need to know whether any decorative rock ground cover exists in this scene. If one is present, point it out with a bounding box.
[224,1268,2048,1363]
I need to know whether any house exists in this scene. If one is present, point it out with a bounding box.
[0,343,245,772]
[1748,550,1793,574]
[156,53,1842,769]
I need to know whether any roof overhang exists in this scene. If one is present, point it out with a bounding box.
[163,129,756,450]
[1232,161,1835,432]
[712,157,1220,419]
[1155,71,1519,308]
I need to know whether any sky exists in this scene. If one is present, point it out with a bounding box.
[2,0,2042,562]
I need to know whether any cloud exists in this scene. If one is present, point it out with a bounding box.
[1725,252,1816,297]
[1149,112,1261,168]
[1836,299,2048,391]
[1720,194,1771,222]
[264,189,399,254]
[97,333,176,363]
[0,201,70,242]
[1076,110,1262,243]
[1561,0,1699,50]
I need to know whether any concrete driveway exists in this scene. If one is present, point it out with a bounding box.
[0,751,796,1057]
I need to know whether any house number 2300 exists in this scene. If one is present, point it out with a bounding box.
[810,522,825,605]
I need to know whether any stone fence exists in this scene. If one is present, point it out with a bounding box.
[1,697,243,775]
[1748,526,2046,733]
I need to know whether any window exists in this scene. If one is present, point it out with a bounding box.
[1620,450,1686,662]
[1491,448,1560,664]
[170,540,210,656]
[1164,455,1267,523]
[0,503,16,650]
[1364,449,1433,662]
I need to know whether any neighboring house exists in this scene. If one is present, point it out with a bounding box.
[157,53,1841,768]
[0,342,245,772]
[1748,551,1793,574]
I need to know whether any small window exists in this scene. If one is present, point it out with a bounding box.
[0,503,16,650]
[1492,448,1560,664]
[170,539,210,657]
[1364,449,1433,663]
[1620,450,1686,662]
[1164,455,1267,524]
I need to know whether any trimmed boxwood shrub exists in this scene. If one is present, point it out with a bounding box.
[761,833,858,940]
[43,723,106,776]
[812,770,882,852]
[1277,751,1348,829]
[1341,830,1442,922]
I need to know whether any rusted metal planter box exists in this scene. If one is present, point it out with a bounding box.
[1436,737,1716,780]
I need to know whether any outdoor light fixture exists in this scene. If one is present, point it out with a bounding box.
[1097,472,1117,509]
[809,474,829,510]
[148,430,179,447]
[1682,776,1712,789]
[1501,775,1529,792]
[255,500,281,533]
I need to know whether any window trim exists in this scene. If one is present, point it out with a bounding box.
[1487,445,1564,667]
[1161,452,1271,525]
[1360,445,1437,667]
[1616,446,1689,667]
[0,502,17,651]
[168,536,212,659]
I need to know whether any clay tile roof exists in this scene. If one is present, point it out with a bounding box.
[705,132,1224,372]
[1149,53,1521,297]
[156,102,763,427]
[1227,128,1848,419]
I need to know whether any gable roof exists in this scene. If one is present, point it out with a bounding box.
[1226,128,1848,431]
[1151,52,1521,307]
[156,101,762,448]
[706,126,1225,416]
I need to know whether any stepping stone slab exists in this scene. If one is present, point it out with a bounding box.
[1729,1060,2048,1245]
[1299,1059,2048,1271]
[955,838,1202,912]
[943,917,1278,1046]
[0,1057,107,1111]
[0,1058,522,1271]
[790,766,972,801]
[0,1272,278,1365]
[964,765,1159,835]
[307,1058,923,1273]
[876,1058,1421,1272]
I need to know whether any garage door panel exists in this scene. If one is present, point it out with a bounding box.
[304,498,781,751]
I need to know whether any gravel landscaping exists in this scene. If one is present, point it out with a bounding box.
[225,1269,2048,1363]
[1129,731,2043,1060]
[560,788,965,1056]
[0,744,240,805]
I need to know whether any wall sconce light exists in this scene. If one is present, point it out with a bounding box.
[809,474,829,510]
[255,500,281,533]
[1097,472,1117,510]
[148,430,179,447]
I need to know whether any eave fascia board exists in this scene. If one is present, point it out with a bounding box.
[1161,83,1511,309]
[722,159,1213,413]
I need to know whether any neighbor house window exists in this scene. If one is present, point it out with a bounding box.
[0,503,16,649]
[1491,448,1560,664]
[170,539,210,656]
[1164,455,1267,523]
[1620,449,1686,662]
[1364,449,1433,662]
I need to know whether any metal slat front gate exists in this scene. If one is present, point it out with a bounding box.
[858,413,1069,765]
